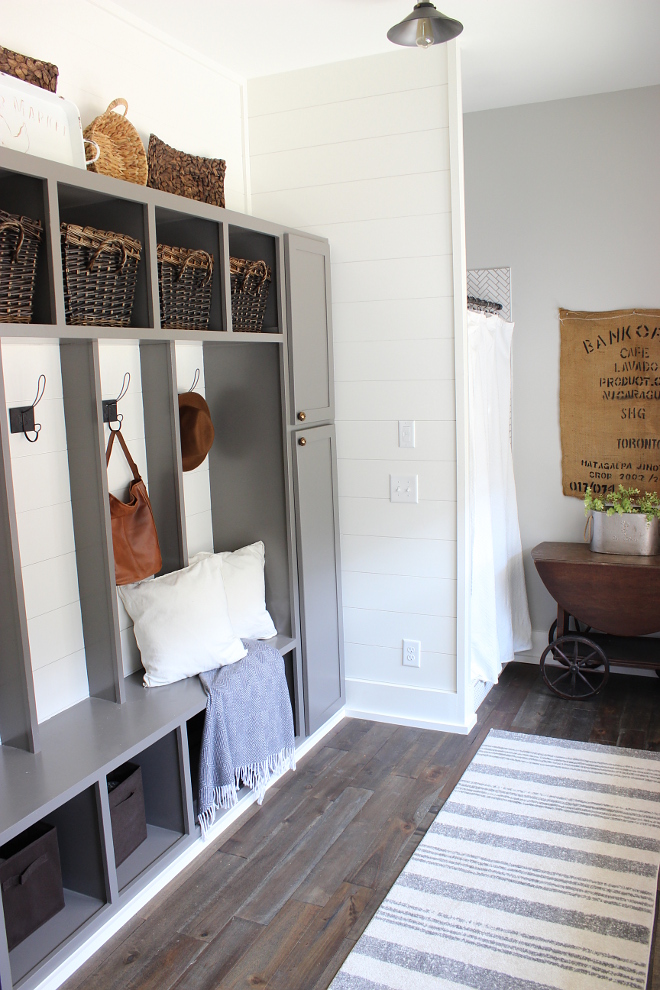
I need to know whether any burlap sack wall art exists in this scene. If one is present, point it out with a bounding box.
[559,308,660,498]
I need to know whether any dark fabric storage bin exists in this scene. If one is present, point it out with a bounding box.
[0,822,65,951]
[107,762,148,866]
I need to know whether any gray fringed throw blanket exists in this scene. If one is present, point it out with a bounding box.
[197,639,296,836]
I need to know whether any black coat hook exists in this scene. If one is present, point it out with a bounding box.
[188,368,200,392]
[9,374,46,443]
[102,372,130,432]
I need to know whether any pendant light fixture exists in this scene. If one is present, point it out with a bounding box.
[387,1,463,48]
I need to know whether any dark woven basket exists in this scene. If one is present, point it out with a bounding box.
[158,244,213,330]
[0,45,58,92]
[61,224,141,327]
[147,134,226,208]
[0,210,42,324]
[230,258,271,333]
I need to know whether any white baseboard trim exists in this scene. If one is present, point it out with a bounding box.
[344,707,476,734]
[346,677,476,734]
[34,708,346,990]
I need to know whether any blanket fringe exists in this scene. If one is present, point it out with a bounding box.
[199,746,296,838]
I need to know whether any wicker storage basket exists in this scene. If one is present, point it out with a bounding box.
[158,245,214,330]
[0,45,58,92]
[61,224,142,327]
[84,99,148,185]
[0,210,43,324]
[230,258,271,333]
[147,134,226,208]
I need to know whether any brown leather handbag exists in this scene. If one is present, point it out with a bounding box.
[106,430,162,585]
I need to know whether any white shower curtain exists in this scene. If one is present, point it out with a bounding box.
[468,310,532,684]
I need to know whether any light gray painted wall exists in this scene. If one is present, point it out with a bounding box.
[463,85,660,642]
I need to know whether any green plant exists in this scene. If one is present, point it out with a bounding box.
[584,485,660,521]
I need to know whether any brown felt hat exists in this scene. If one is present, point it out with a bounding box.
[178,391,215,471]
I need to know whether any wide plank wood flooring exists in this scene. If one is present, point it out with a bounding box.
[64,662,660,990]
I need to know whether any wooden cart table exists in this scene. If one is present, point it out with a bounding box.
[532,542,660,699]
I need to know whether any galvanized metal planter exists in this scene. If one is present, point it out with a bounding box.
[588,511,660,555]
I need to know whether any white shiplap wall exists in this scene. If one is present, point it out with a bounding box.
[248,47,471,730]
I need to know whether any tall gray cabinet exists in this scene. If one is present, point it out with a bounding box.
[0,146,343,990]
[285,234,345,734]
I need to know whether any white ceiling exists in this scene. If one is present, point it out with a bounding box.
[114,0,660,112]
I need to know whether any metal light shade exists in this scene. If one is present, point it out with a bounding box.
[387,2,463,47]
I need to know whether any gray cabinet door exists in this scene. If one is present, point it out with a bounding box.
[284,233,334,428]
[293,425,345,734]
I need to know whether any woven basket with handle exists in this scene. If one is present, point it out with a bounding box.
[61,224,142,327]
[0,45,58,92]
[158,245,214,330]
[84,99,148,186]
[0,210,42,324]
[230,258,271,333]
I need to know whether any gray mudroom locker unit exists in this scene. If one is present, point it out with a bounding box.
[0,145,345,990]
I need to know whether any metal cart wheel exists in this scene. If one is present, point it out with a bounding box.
[540,634,609,700]
[548,617,591,645]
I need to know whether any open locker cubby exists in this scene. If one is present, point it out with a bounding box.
[228,225,281,334]
[204,341,292,641]
[0,168,55,326]
[109,730,186,893]
[57,185,153,329]
[59,336,186,708]
[4,786,107,987]
[154,208,226,333]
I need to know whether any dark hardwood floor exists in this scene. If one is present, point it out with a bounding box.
[64,662,660,990]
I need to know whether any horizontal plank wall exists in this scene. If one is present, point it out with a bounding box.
[248,47,470,730]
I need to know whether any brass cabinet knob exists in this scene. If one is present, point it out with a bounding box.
[297,411,306,421]
[298,437,306,446]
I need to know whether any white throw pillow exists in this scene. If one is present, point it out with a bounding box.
[192,542,277,640]
[118,555,247,687]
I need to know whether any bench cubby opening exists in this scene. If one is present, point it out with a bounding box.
[4,785,107,987]
[110,730,187,893]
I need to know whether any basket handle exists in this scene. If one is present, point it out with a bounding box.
[242,260,269,294]
[84,138,101,166]
[88,238,128,271]
[106,98,128,116]
[0,218,25,261]
[178,250,213,286]
[583,514,594,543]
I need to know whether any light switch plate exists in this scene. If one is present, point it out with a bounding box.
[403,639,421,667]
[390,474,418,503]
[398,420,415,448]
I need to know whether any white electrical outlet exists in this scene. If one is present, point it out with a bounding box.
[390,474,418,503]
[403,639,421,667]
[398,420,415,448]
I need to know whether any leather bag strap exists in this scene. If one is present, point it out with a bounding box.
[106,429,140,481]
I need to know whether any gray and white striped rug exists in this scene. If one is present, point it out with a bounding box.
[330,729,660,990]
